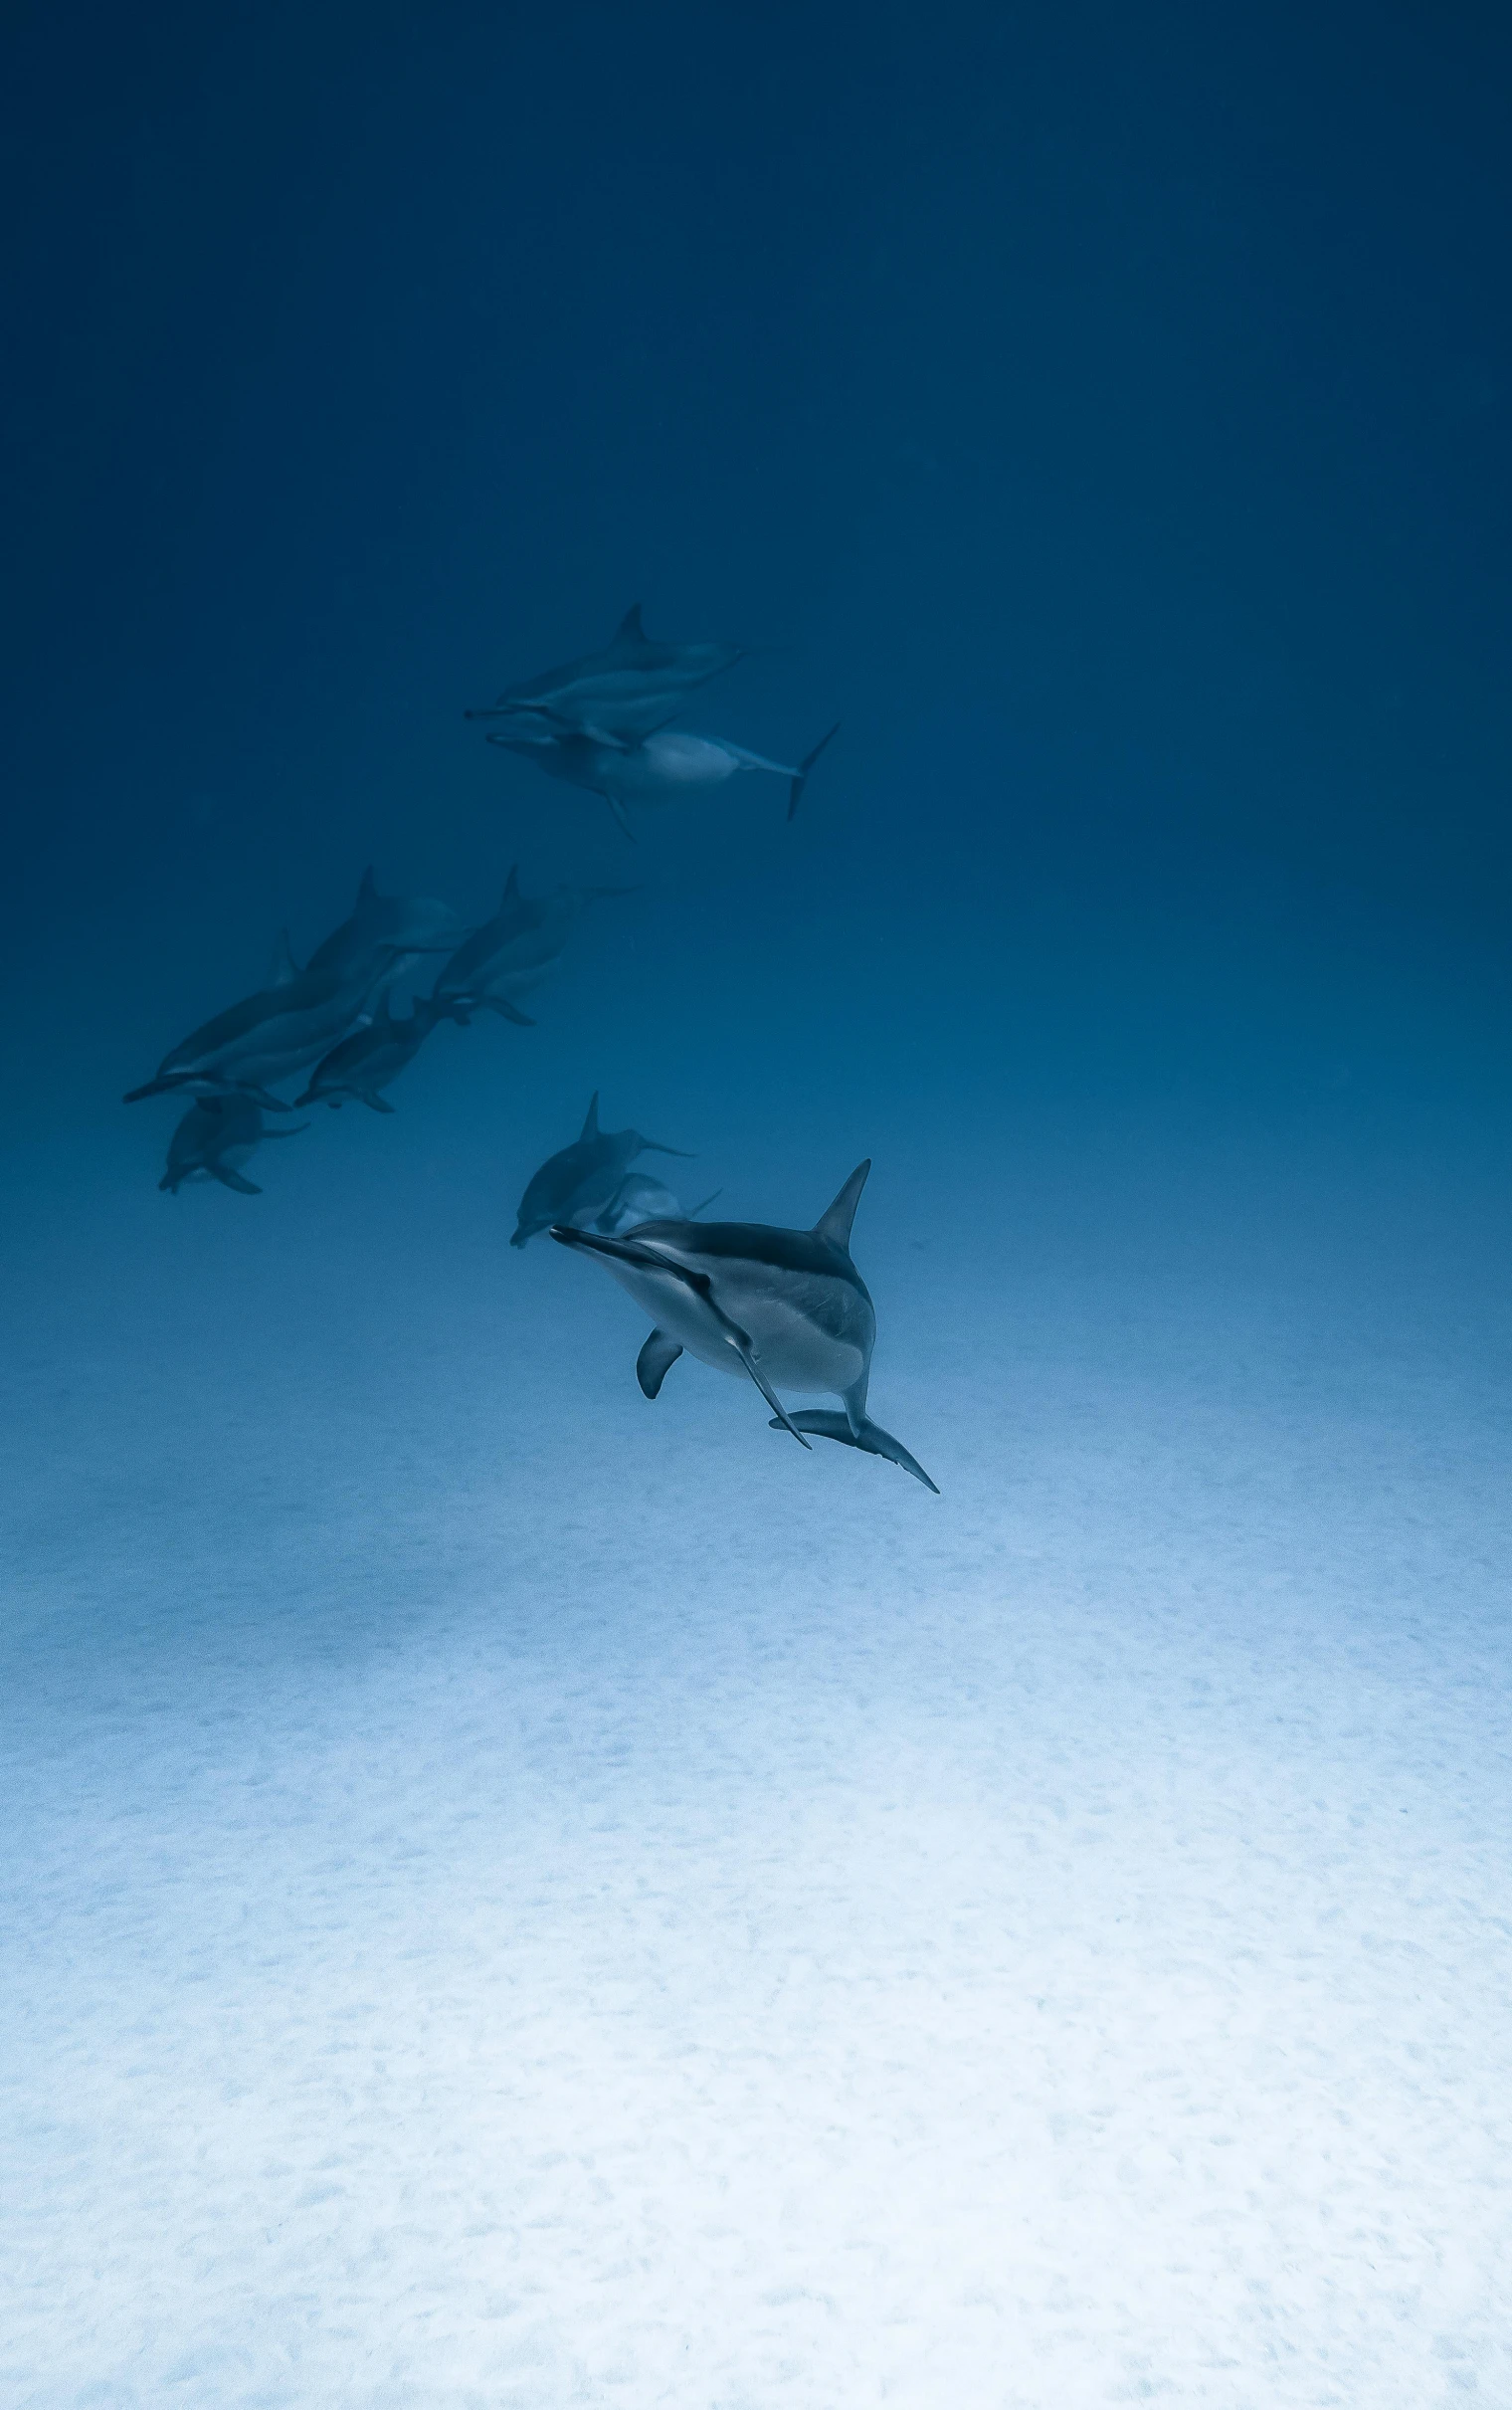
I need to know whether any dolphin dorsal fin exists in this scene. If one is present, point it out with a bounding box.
[267,928,300,987]
[614,604,646,646]
[814,1159,871,1250]
[358,866,378,904]
[501,864,521,909]
[580,1091,600,1141]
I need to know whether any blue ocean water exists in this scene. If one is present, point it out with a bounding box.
[4,6,1511,2403]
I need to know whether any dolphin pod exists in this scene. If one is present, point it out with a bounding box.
[127,605,933,1487]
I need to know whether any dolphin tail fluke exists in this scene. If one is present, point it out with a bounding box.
[636,1329,683,1399]
[212,1166,263,1196]
[788,722,840,821]
[769,1409,939,1493]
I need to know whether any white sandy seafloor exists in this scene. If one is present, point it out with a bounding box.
[4,1107,1511,2409]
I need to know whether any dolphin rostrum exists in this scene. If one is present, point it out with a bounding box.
[511,1092,692,1249]
[295,990,448,1111]
[123,950,392,1108]
[306,868,470,981]
[466,605,746,748]
[549,1159,938,1492]
[490,722,839,839]
[432,867,631,1025]
[159,1094,309,1195]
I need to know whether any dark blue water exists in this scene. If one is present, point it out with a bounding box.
[5,8,1511,2402]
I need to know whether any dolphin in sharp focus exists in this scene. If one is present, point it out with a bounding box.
[489,723,839,838]
[306,868,470,982]
[466,605,747,748]
[432,867,632,1024]
[510,1092,693,1249]
[294,990,448,1111]
[549,1159,938,1492]
[123,951,392,1107]
[159,1094,309,1195]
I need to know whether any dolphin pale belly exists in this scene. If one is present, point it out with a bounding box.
[550,1159,938,1492]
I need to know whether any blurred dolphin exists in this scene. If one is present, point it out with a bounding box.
[432,867,632,1025]
[295,991,448,1111]
[466,604,746,747]
[510,1092,693,1249]
[549,1159,938,1492]
[123,951,390,1107]
[490,722,839,838]
[159,1094,309,1195]
[582,1171,722,1235]
[307,868,469,980]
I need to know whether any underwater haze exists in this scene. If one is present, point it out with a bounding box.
[4,3,1512,2403]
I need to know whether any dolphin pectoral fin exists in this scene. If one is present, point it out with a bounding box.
[688,1189,722,1217]
[549,1226,810,1450]
[123,1077,183,1104]
[361,1094,397,1112]
[238,1085,296,1111]
[771,1410,940,1494]
[480,996,536,1026]
[636,1329,683,1399]
[788,721,841,821]
[640,1139,695,1158]
[212,1166,263,1195]
[600,791,637,841]
[263,1121,311,1138]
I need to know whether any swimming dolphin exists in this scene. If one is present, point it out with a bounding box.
[432,867,631,1024]
[549,1159,938,1492]
[123,950,390,1107]
[510,1092,693,1249]
[306,868,470,981]
[159,1094,309,1195]
[466,605,746,748]
[294,990,448,1111]
[490,723,839,838]
[582,1171,723,1235]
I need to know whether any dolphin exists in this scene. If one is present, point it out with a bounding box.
[123,951,391,1107]
[511,1092,693,1249]
[466,605,746,748]
[490,723,839,838]
[548,1159,938,1492]
[583,1172,723,1235]
[432,867,631,1024]
[159,1094,309,1195]
[295,990,448,1111]
[306,868,470,980]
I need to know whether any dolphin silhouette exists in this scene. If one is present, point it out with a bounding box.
[489,722,839,838]
[466,605,746,748]
[510,1092,692,1249]
[124,951,391,1107]
[306,868,470,981]
[295,990,448,1111]
[159,1094,309,1195]
[549,1159,938,1491]
[432,867,631,1024]
[584,1172,722,1235]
